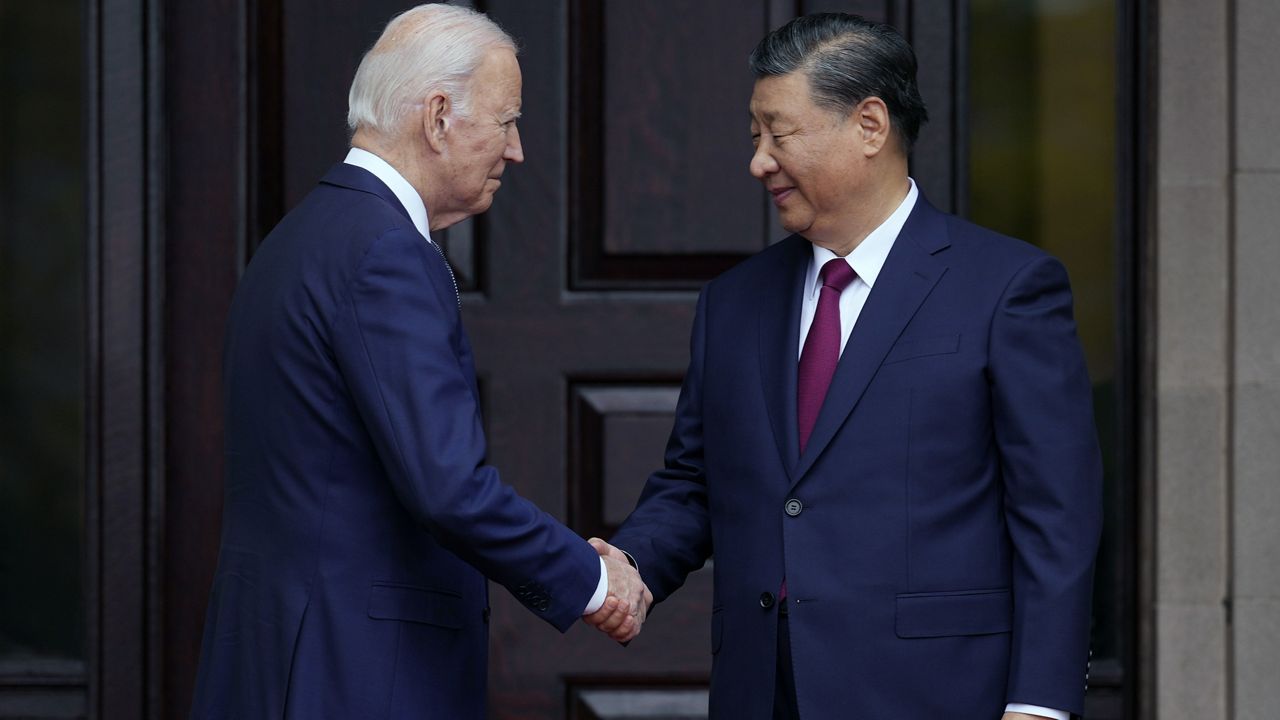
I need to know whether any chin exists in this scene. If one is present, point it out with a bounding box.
[777,207,814,234]
[779,217,812,236]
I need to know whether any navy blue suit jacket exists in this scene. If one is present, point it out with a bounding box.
[611,195,1102,719]
[190,163,599,719]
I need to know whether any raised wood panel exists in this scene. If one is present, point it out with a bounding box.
[568,383,682,540]
[568,682,709,720]
[603,415,672,526]
[599,1,765,257]
[568,0,777,289]
[437,218,483,292]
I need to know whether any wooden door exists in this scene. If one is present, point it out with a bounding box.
[159,1,964,717]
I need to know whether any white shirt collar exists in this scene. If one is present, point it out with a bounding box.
[806,177,919,296]
[343,147,433,243]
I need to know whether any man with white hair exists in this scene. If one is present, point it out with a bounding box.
[190,5,647,718]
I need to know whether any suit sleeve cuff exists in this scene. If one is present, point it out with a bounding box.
[1005,703,1070,720]
[582,556,608,615]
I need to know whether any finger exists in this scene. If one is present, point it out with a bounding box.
[598,613,626,634]
[591,595,620,619]
[588,537,609,555]
[618,617,640,643]
[596,603,631,633]
[612,598,631,617]
[588,597,630,628]
[583,597,620,627]
[609,615,637,642]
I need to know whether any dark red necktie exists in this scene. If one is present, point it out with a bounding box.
[797,258,857,453]
[782,258,856,603]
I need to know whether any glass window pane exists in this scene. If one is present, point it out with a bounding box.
[0,0,86,664]
[969,0,1123,665]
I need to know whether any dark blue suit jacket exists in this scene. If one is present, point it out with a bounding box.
[190,163,599,719]
[611,195,1102,719]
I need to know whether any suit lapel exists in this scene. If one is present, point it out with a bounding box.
[790,197,952,486]
[758,236,811,480]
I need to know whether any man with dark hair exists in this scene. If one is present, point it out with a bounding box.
[591,13,1101,720]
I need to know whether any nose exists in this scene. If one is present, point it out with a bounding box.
[749,142,777,179]
[504,124,524,164]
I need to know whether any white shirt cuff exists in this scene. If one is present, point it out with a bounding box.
[1005,703,1070,720]
[582,556,609,615]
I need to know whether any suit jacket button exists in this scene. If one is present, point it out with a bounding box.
[760,592,776,609]
[784,498,803,517]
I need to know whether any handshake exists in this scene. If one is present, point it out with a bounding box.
[581,537,653,643]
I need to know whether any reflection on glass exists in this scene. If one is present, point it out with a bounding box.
[969,0,1121,663]
[0,0,86,664]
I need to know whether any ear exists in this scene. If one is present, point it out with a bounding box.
[421,91,451,154]
[856,97,892,158]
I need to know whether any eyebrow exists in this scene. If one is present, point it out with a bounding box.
[749,110,784,124]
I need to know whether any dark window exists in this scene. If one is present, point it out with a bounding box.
[969,0,1130,716]
[0,0,86,676]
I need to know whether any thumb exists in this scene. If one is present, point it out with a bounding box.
[587,537,611,556]
[588,537,626,562]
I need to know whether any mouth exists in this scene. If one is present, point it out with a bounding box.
[769,187,794,206]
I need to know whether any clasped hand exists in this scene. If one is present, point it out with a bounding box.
[582,537,652,643]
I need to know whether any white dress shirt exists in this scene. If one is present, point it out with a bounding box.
[796,178,918,360]
[795,177,1067,720]
[343,147,610,616]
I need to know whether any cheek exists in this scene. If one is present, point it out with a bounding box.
[805,159,852,205]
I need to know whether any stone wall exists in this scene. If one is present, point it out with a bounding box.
[1154,1,1280,718]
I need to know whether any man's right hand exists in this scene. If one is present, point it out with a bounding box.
[582,539,652,643]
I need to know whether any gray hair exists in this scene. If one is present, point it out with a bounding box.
[347,4,516,135]
[750,13,928,153]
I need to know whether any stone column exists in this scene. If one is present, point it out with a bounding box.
[1230,0,1280,717]
[1154,1,1231,718]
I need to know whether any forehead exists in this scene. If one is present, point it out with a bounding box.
[749,71,816,122]
[470,47,522,109]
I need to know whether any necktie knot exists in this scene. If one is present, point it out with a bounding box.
[819,258,857,293]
